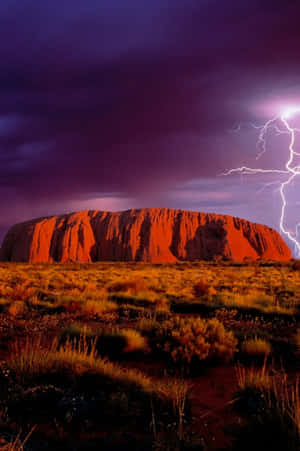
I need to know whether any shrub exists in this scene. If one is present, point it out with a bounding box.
[121,329,147,353]
[192,280,210,297]
[7,301,27,317]
[81,299,118,318]
[156,316,237,368]
[291,260,300,271]
[107,278,148,294]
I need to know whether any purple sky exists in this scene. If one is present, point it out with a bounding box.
[1,0,300,253]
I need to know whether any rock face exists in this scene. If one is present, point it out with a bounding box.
[0,208,291,262]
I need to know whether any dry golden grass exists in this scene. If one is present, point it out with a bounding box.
[236,364,300,439]
[107,277,148,294]
[0,427,36,451]
[81,299,118,317]
[241,337,272,357]
[7,334,185,402]
[61,324,148,355]
[0,261,299,448]
[121,328,147,352]
[8,336,61,382]
[0,261,299,317]
[7,301,27,317]
[270,376,300,436]
[236,363,272,392]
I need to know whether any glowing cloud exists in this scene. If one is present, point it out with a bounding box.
[282,107,300,119]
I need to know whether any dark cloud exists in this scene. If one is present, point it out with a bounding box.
[1,0,300,249]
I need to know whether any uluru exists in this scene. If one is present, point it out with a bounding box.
[0,208,291,263]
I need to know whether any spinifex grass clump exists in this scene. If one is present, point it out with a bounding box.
[9,334,154,389]
[234,365,300,451]
[7,335,97,385]
[60,323,95,342]
[5,335,189,436]
[0,427,36,451]
[241,337,272,358]
[60,324,148,358]
[236,363,272,394]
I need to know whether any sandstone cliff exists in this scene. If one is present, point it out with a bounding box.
[0,208,291,262]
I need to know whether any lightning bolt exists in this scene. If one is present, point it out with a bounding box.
[296,223,300,239]
[223,108,300,257]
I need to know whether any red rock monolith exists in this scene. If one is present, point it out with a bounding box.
[0,208,292,262]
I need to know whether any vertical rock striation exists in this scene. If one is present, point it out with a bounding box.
[0,208,292,262]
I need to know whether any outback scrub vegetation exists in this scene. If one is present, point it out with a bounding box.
[0,259,299,450]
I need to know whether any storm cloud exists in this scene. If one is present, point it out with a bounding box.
[1,0,300,248]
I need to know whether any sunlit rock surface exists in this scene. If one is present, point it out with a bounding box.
[0,208,292,262]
